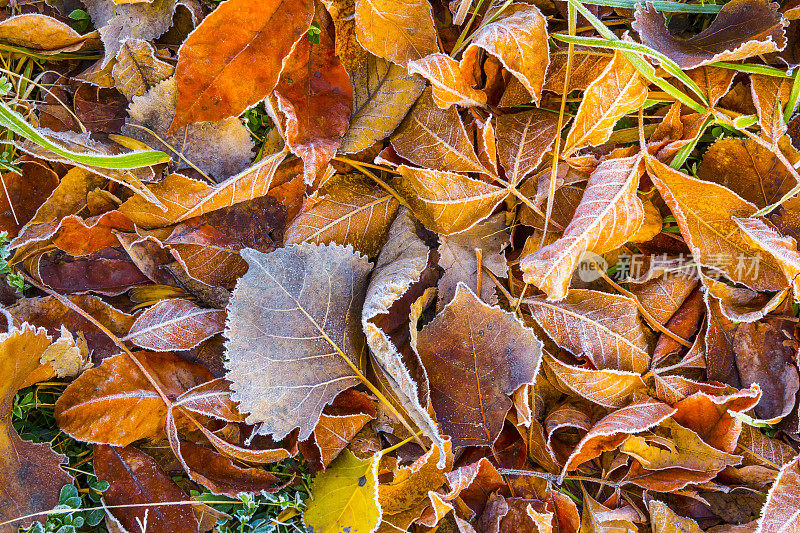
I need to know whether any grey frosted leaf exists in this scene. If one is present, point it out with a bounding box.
[225,243,372,440]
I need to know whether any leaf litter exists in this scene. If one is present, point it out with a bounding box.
[1,0,800,532]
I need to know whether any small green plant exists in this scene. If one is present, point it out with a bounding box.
[0,230,28,293]
[22,484,108,533]
[67,10,91,33]
[306,21,321,44]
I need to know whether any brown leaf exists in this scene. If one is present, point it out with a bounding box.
[647,155,787,291]
[173,378,245,423]
[415,283,542,447]
[632,0,787,70]
[754,453,800,533]
[734,216,800,301]
[686,66,736,108]
[361,209,446,463]
[126,77,255,180]
[648,500,703,533]
[340,54,426,154]
[437,212,508,311]
[55,351,213,445]
[284,173,400,256]
[528,289,651,373]
[123,299,226,352]
[0,160,59,237]
[118,151,291,228]
[543,48,611,95]
[407,53,486,108]
[0,325,74,532]
[224,243,371,440]
[697,138,796,211]
[543,352,647,408]
[395,165,507,235]
[461,4,549,103]
[520,154,645,301]
[171,0,313,130]
[0,14,98,54]
[496,109,560,186]
[112,38,174,100]
[379,439,452,515]
[732,320,799,421]
[391,89,491,175]
[275,8,353,183]
[562,401,676,473]
[354,0,439,67]
[562,51,649,155]
[751,74,792,144]
[94,444,200,533]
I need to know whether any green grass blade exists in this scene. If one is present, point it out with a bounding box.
[670,114,713,169]
[0,101,170,169]
[711,61,794,78]
[553,34,708,106]
[785,68,800,123]
[580,0,721,12]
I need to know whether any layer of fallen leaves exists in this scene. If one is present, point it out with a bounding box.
[1,0,800,532]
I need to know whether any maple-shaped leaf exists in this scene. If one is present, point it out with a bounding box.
[562,51,649,155]
[123,298,226,352]
[646,156,787,291]
[224,243,372,441]
[528,289,651,373]
[275,6,353,183]
[391,89,490,175]
[361,209,446,461]
[632,0,787,70]
[415,283,542,448]
[496,108,560,186]
[354,0,439,67]
[562,401,676,473]
[461,4,549,103]
[112,39,173,100]
[303,449,381,533]
[544,353,647,408]
[520,154,645,301]
[171,0,313,131]
[0,325,74,532]
[284,172,400,257]
[340,54,426,154]
[396,165,507,235]
[54,351,213,445]
[407,53,487,108]
[94,444,200,533]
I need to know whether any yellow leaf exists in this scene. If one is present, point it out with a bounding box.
[304,449,381,533]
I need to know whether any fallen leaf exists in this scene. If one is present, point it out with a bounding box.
[0,325,74,532]
[461,4,549,103]
[94,444,200,533]
[632,0,787,70]
[751,74,792,144]
[123,298,226,352]
[55,351,213,445]
[284,172,399,256]
[303,449,381,533]
[224,243,371,440]
[648,500,703,533]
[407,53,487,108]
[395,165,507,235]
[544,352,647,408]
[520,154,645,301]
[379,439,452,515]
[496,109,560,186]
[391,89,490,175]
[354,0,438,67]
[756,454,800,532]
[113,39,174,100]
[275,7,353,183]
[562,51,649,155]
[416,283,542,447]
[0,14,98,54]
[340,54,426,153]
[528,289,651,373]
[171,0,313,130]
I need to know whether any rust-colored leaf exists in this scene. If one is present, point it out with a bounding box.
[415,283,542,447]
[171,0,313,130]
[123,298,226,352]
[354,0,438,67]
